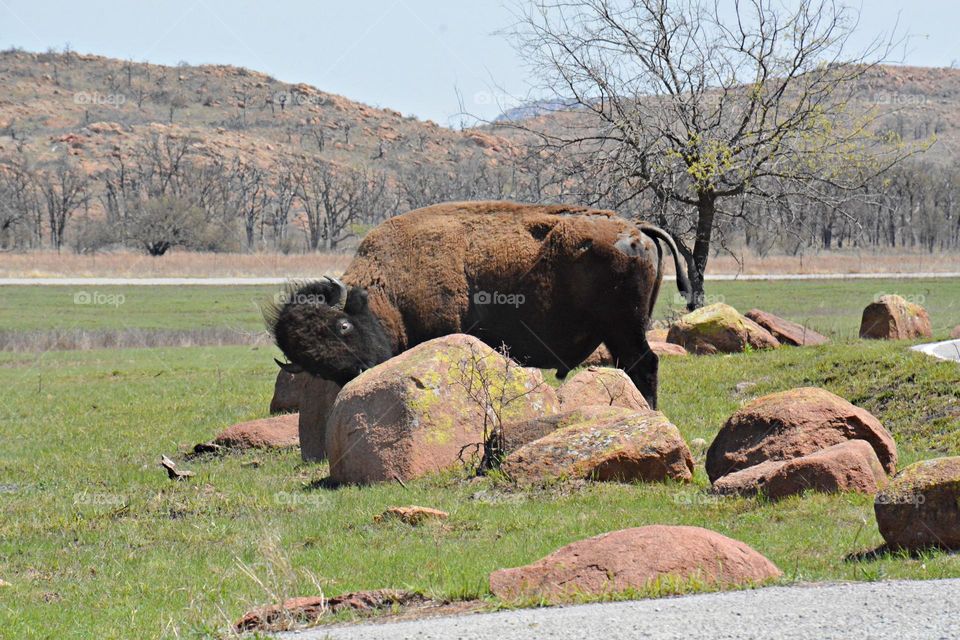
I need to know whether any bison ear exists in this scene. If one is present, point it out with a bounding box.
[344,287,370,315]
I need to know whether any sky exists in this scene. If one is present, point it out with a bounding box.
[0,0,957,126]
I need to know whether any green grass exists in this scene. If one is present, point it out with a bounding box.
[2,277,958,338]
[2,332,959,638]
[1,278,958,637]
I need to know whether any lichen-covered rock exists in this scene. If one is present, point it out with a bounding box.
[269,369,306,414]
[326,334,559,484]
[706,387,897,483]
[667,303,780,355]
[557,367,650,412]
[745,309,829,347]
[875,456,960,550]
[489,525,781,603]
[297,375,341,461]
[650,341,688,357]
[859,295,933,340]
[712,440,888,500]
[501,405,693,483]
[213,414,300,450]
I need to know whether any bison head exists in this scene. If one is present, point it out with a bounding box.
[266,277,392,386]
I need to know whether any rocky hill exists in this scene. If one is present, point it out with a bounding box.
[0,49,521,180]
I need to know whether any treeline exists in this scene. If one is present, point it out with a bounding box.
[0,134,958,255]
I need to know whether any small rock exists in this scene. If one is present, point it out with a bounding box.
[667,303,780,355]
[501,405,693,484]
[557,367,650,412]
[580,344,615,367]
[0,579,10,587]
[706,387,897,483]
[160,455,194,481]
[859,294,932,340]
[235,589,421,632]
[951,326,960,340]
[712,440,888,500]
[212,414,299,450]
[489,525,781,603]
[745,309,829,347]
[375,505,449,525]
[875,456,960,550]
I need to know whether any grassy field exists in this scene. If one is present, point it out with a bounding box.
[2,277,958,339]
[1,279,959,638]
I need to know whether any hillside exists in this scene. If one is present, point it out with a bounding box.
[0,48,520,181]
[491,64,960,164]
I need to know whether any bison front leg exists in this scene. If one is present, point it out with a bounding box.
[605,336,659,410]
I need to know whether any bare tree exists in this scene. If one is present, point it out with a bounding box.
[293,159,388,251]
[37,158,89,251]
[510,0,923,306]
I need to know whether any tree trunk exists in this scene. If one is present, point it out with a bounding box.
[685,192,716,310]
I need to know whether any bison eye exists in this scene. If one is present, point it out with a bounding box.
[338,320,354,336]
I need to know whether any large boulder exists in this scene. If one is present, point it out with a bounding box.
[667,303,780,355]
[744,309,829,347]
[650,341,688,357]
[212,414,300,450]
[501,405,693,483]
[489,525,781,603]
[326,334,559,484]
[297,375,341,461]
[859,294,932,340]
[712,440,888,500]
[646,328,669,342]
[875,456,960,550]
[269,370,306,415]
[706,387,897,483]
[557,367,650,412]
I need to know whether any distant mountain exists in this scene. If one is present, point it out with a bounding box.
[493,98,584,123]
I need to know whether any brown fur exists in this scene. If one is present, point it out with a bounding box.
[271,201,687,408]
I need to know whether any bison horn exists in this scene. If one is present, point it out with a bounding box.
[274,358,305,374]
[323,275,348,310]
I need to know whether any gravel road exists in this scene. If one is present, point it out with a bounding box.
[913,339,960,362]
[277,579,960,640]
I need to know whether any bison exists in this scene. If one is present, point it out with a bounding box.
[267,201,690,409]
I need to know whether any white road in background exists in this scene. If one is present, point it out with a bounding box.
[1,273,959,286]
[913,339,960,362]
[277,579,960,640]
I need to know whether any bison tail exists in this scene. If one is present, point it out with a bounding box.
[638,224,692,309]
